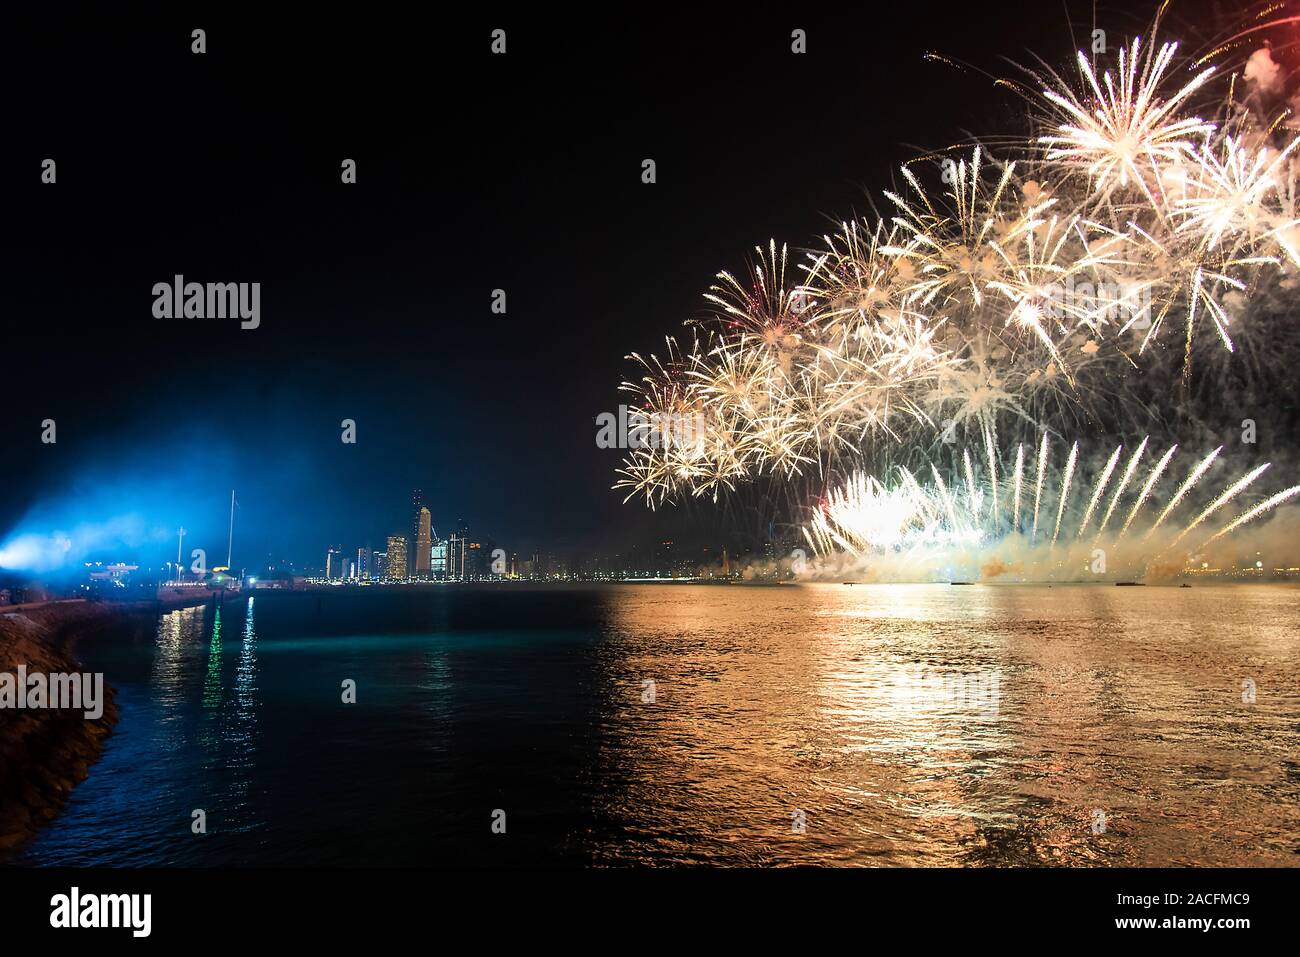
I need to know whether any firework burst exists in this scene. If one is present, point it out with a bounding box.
[613,9,1300,570]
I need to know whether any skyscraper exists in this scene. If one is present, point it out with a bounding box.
[465,540,483,580]
[411,489,424,558]
[386,535,409,581]
[357,546,371,580]
[431,539,449,580]
[444,533,459,581]
[445,531,469,580]
[415,507,432,578]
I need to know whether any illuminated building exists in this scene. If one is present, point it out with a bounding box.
[357,546,371,580]
[465,541,484,580]
[431,539,449,580]
[386,536,409,581]
[445,533,464,580]
[411,489,424,558]
[415,507,432,578]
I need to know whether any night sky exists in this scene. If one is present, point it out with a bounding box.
[0,3,1228,571]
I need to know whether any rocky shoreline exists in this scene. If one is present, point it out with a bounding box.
[0,597,212,859]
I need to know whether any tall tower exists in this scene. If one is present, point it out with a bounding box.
[415,507,432,578]
[386,536,409,581]
[455,519,469,580]
[411,488,424,556]
[444,532,463,581]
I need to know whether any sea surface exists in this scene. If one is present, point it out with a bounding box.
[12,584,1300,866]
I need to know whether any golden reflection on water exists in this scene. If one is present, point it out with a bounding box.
[589,583,1300,866]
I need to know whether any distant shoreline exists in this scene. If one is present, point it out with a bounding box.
[245,576,1298,591]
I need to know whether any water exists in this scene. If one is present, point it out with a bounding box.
[13,584,1300,866]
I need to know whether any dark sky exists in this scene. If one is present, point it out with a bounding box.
[0,3,1224,571]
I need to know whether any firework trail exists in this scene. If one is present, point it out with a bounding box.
[802,435,1300,581]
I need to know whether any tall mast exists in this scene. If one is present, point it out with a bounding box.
[226,490,235,570]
